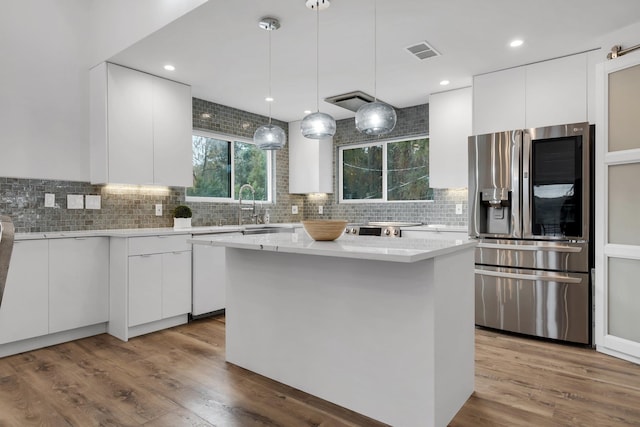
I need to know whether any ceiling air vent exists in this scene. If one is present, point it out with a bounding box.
[405,41,441,60]
[325,91,389,112]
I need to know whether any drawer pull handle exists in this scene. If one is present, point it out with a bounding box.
[475,269,582,284]
[477,243,582,253]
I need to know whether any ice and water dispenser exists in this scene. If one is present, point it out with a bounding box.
[480,187,512,235]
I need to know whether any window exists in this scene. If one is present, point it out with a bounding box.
[339,136,433,202]
[186,130,273,202]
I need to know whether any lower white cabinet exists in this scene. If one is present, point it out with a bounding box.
[49,237,109,333]
[191,233,242,316]
[110,234,192,341]
[128,254,163,327]
[0,240,49,344]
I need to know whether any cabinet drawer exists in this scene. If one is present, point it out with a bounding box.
[128,234,191,255]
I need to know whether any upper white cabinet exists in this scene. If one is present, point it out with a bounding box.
[525,53,588,129]
[428,87,472,188]
[289,121,333,194]
[473,67,526,135]
[90,62,192,186]
[473,52,589,135]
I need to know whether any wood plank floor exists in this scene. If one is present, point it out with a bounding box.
[0,316,639,426]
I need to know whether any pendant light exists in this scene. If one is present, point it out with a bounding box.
[300,0,336,139]
[254,17,286,150]
[355,0,396,136]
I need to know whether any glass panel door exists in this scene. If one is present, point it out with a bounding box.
[530,136,583,238]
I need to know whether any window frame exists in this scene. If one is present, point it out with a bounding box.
[185,129,274,204]
[338,134,432,204]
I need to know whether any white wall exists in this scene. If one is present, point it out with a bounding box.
[88,0,208,68]
[0,0,207,182]
[0,0,91,181]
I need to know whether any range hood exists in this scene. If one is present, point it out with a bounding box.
[324,90,394,113]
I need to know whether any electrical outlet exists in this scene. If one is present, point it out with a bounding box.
[67,194,84,210]
[44,193,55,208]
[155,204,163,216]
[85,195,101,209]
[455,204,463,215]
[291,205,299,215]
[318,205,324,215]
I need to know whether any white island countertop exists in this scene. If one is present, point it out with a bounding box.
[188,231,476,263]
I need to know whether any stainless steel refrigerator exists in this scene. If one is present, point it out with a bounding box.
[468,123,593,344]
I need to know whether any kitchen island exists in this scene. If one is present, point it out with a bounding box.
[189,232,476,427]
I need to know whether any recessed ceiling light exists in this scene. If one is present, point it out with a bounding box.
[265,96,274,102]
[510,39,523,48]
[164,64,176,71]
[304,110,312,115]
[440,80,450,86]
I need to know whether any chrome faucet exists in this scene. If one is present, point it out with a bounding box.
[238,184,256,225]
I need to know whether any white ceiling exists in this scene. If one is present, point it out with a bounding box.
[110,0,640,123]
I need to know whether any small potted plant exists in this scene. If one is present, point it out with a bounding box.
[173,205,193,229]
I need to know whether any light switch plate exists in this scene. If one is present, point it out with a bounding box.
[292,205,299,215]
[318,205,323,215]
[85,195,101,210]
[155,204,163,216]
[44,193,55,208]
[455,204,463,215]
[67,194,84,210]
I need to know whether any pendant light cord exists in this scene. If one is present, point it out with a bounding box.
[316,2,320,113]
[268,27,272,125]
[373,0,378,102]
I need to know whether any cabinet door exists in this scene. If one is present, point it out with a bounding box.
[473,67,526,135]
[49,237,109,333]
[0,240,49,344]
[192,244,226,315]
[288,120,333,194]
[107,63,154,184]
[128,254,162,327]
[429,87,472,188]
[525,52,587,128]
[162,251,192,318]
[153,77,193,187]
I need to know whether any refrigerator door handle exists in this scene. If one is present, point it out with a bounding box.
[475,268,583,284]
[477,242,583,253]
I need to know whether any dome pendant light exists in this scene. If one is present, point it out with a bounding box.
[254,17,286,150]
[355,0,396,136]
[300,1,336,139]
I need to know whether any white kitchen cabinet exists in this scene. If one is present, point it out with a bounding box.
[90,62,192,186]
[110,234,192,341]
[473,52,589,135]
[289,120,333,194]
[525,53,587,129]
[161,251,192,318]
[473,66,526,135]
[192,232,242,316]
[49,237,109,333]
[428,87,472,188]
[128,254,163,327]
[0,240,49,344]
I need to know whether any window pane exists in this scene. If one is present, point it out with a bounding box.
[342,145,383,200]
[234,141,268,201]
[387,138,433,201]
[187,135,231,198]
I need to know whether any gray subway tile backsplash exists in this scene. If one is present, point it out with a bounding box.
[1,99,467,233]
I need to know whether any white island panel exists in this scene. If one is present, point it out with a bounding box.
[219,235,475,427]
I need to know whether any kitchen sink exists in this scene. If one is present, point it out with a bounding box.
[241,226,295,235]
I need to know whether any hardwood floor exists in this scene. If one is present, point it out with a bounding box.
[0,317,639,426]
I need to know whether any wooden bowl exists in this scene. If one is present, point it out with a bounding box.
[302,220,348,241]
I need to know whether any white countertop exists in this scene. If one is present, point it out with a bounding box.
[405,225,468,233]
[15,223,302,240]
[189,232,476,263]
